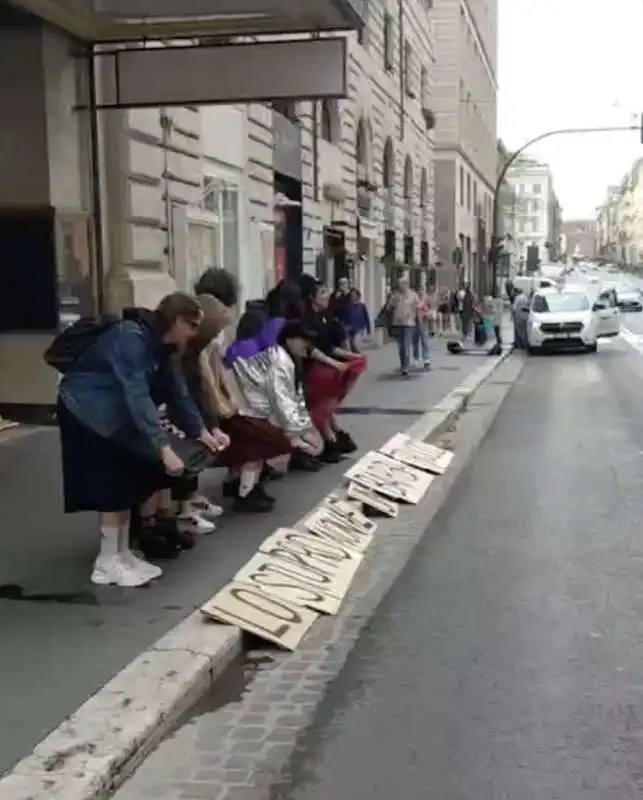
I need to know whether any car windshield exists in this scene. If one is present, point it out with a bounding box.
[532,292,590,313]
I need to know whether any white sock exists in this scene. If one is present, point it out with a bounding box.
[118,524,129,553]
[98,527,120,559]
[238,467,260,498]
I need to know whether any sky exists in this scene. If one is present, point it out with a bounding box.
[498,0,643,220]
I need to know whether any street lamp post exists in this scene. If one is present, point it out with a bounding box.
[490,125,638,296]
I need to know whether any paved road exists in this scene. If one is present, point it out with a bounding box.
[0,338,491,776]
[266,338,643,800]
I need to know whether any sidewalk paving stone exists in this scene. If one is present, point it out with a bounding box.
[0,338,493,777]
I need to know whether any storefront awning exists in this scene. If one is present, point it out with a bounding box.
[10,0,365,41]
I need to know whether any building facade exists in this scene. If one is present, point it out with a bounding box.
[505,156,560,267]
[0,0,438,416]
[495,140,518,281]
[597,160,643,266]
[560,220,597,262]
[431,0,498,292]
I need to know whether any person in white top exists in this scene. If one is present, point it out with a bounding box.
[386,277,420,376]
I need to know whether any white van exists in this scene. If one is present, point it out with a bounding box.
[512,275,558,296]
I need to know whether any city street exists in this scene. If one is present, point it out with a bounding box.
[266,336,643,800]
[0,339,491,777]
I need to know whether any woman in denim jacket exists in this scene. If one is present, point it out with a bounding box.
[57,292,224,588]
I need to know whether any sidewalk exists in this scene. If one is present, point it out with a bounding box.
[0,338,496,776]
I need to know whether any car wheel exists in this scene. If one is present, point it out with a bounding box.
[585,343,598,353]
[527,345,540,355]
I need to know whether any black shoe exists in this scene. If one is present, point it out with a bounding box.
[260,463,284,481]
[321,439,343,464]
[234,486,274,513]
[134,523,181,560]
[289,449,323,472]
[222,478,240,498]
[255,483,276,504]
[335,429,358,454]
[155,516,196,551]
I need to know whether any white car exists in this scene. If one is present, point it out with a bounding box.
[527,286,620,354]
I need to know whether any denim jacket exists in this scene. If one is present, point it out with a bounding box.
[58,309,204,459]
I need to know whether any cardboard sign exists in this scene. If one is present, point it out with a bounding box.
[321,498,378,538]
[346,481,399,517]
[201,581,318,651]
[259,528,363,597]
[304,508,373,554]
[234,552,343,615]
[380,433,454,475]
[344,451,435,504]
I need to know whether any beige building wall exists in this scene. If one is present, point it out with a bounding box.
[431,0,497,283]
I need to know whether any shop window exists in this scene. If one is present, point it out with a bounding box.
[183,180,240,295]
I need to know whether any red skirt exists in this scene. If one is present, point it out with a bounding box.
[218,415,292,467]
[305,357,367,431]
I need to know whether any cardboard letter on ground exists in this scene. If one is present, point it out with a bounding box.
[344,451,435,504]
[234,552,343,615]
[260,528,363,598]
[346,481,399,517]
[321,498,378,537]
[380,433,454,475]
[306,504,375,553]
[201,581,318,651]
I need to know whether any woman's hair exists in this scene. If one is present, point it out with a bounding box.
[277,320,316,390]
[265,280,302,319]
[155,292,202,330]
[193,267,239,308]
[236,308,267,340]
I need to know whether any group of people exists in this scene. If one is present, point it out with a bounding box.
[51,269,368,588]
[383,279,503,373]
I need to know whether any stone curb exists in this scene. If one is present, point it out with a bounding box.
[0,347,516,800]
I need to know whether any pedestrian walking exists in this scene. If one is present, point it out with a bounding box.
[387,277,420,376]
[344,288,371,352]
[412,289,431,370]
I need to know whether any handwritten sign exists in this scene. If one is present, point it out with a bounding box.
[346,481,399,517]
[321,498,377,537]
[380,433,454,475]
[201,581,318,651]
[344,451,435,504]
[259,528,363,596]
[234,552,343,615]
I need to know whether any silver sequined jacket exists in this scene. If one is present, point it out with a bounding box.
[228,345,312,437]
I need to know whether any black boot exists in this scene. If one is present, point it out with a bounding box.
[260,463,284,481]
[320,438,343,464]
[234,485,274,513]
[155,516,196,551]
[133,519,181,560]
[335,429,358,454]
[289,449,322,472]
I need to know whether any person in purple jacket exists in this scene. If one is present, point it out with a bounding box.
[343,288,372,353]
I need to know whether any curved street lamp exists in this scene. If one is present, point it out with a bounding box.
[490,124,639,296]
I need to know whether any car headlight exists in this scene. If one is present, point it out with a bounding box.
[530,318,540,329]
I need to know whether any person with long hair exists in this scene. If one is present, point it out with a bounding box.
[57,293,223,587]
[298,274,366,461]
[219,309,323,509]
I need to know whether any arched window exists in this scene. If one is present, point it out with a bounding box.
[403,155,413,199]
[320,99,340,144]
[382,137,395,188]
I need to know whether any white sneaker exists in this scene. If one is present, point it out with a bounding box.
[178,513,216,536]
[189,495,224,520]
[121,549,163,581]
[91,554,153,588]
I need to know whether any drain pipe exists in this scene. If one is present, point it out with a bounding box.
[87,45,105,313]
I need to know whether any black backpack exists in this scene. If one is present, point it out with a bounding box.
[44,314,120,373]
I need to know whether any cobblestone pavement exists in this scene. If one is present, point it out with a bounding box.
[0,338,491,777]
[111,353,523,800]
